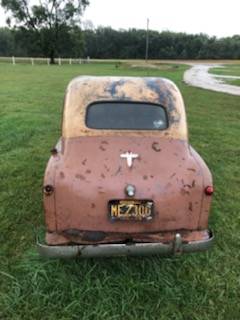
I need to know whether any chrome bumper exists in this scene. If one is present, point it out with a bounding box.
[37,231,214,258]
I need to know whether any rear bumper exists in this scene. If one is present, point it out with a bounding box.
[37,230,214,258]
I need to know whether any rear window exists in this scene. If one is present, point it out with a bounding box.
[86,101,168,130]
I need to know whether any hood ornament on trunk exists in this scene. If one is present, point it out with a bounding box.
[120,152,139,168]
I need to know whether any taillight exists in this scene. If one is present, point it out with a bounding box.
[205,186,214,196]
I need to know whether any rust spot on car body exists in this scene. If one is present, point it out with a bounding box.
[188,202,193,211]
[113,166,122,176]
[99,145,106,151]
[170,172,176,178]
[152,142,161,152]
[76,174,85,180]
[82,159,87,165]
[104,164,110,172]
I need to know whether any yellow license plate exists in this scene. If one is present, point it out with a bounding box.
[109,200,154,221]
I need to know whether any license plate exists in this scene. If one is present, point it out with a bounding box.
[109,200,154,221]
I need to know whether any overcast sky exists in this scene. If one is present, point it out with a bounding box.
[0,0,239,37]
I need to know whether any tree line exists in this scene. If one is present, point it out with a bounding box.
[1,26,240,60]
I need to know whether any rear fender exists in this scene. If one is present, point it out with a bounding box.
[190,146,213,229]
[43,149,61,232]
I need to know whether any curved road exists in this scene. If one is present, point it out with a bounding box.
[183,64,240,96]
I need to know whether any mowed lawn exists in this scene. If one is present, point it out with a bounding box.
[210,64,240,86]
[0,62,240,320]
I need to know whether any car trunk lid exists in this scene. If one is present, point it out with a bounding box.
[54,136,203,233]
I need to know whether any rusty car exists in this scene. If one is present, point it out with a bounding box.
[38,76,214,258]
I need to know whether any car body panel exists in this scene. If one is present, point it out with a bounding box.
[54,137,204,231]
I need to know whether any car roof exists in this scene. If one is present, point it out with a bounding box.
[62,76,188,140]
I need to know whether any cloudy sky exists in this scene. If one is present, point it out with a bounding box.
[0,0,239,37]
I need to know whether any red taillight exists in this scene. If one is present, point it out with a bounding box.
[205,186,214,196]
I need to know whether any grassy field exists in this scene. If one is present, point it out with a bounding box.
[210,64,240,86]
[225,78,240,87]
[0,62,240,320]
[209,64,240,77]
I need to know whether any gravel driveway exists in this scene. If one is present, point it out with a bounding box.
[183,64,240,96]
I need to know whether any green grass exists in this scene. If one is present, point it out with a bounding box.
[1,62,240,320]
[209,64,240,77]
[209,65,240,86]
[224,78,240,86]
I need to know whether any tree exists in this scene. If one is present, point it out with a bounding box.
[1,0,89,63]
[0,27,14,55]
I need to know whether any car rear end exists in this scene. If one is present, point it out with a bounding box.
[38,76,214,258]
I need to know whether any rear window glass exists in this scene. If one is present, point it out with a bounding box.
[86,102,168,130]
